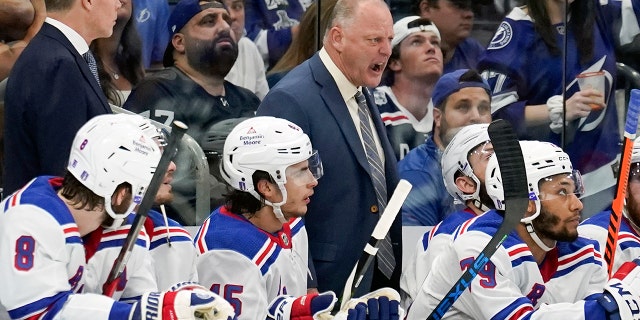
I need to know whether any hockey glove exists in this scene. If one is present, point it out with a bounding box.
[267,291,337,320]
[131,288,236,320]
[334,288,403,320]
[601,258,640,320]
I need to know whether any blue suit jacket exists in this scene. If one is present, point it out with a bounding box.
[256,53,401,296]
[4,23,110,195]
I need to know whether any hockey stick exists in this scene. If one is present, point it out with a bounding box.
[604,89,640,277]
[338,179,412,309]
[426,119,528,320]
[103,120,188,297]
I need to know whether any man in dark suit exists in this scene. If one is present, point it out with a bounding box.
[256,0,400,298]
[3,0,119,196]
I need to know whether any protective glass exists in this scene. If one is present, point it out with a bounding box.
[538,170,585,201]
[285,150,323,186]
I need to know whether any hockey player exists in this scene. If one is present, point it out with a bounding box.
[408,140,640,319]
[478,0,640,215]
[400,123,492,308]
[374,16,443,160]
[579,135,640,274]
[0,114,234,320]
[194,116,403,319]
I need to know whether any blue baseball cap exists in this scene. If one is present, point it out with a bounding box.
[431,69,491,108]
[163,0,227,67]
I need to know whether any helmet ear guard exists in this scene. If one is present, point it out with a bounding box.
[67,114,163,229]
[441,123,491,205]
[221,116,321,222]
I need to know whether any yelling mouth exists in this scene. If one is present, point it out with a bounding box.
[371,63,384,72]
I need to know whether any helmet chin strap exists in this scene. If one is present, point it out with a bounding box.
[472,199,491,213]
[103,200,136,230]
[525,222,556,252]
[265,184,289,224]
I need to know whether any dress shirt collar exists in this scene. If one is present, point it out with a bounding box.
[45,17,90,55]
[318,47,361,102]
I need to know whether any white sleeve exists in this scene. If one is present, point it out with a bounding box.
[150,229,199,290]
[83,227,158,302]
[196,249,268,320]
[0,205,134,319]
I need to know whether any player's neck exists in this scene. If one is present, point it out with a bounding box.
[245,207,284,234]
[516,224,550,264]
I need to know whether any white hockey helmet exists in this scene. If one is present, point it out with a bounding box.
[485,140,582,220]
[441,123,491,203]
[221,116,323,222]
[633,135,640,164]
[67,114,162,228]
[485,140,582,251]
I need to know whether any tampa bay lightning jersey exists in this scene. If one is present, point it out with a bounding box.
[479,1,640,180]
[194,206,308,320]
[374,86,433,160]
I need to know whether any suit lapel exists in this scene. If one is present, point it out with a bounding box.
[309,55,374,176]
[42,24,110,113]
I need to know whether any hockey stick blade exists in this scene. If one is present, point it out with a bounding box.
[339,179,412,309]
[103,120,188,297]
[427,119,528,320]
[605,89,640,276]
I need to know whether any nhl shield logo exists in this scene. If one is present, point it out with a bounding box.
[280,233,289,246]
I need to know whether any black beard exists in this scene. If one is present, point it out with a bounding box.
[186,33,238,78]
[531,206,579,242]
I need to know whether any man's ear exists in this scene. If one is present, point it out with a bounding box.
[525,200,537,216]
[388,58,402,72]
[172,33,186,54]
[328,26,345,52]
[454,176,476,195]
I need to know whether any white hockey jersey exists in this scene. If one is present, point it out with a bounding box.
[0,177,138,319]
[194,206,308,320]
[400,208,477,309]
[144,209,198,290]
[579,210,640,275]
[407,210,611,320]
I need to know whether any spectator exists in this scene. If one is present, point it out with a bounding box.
[375,16,443,160]
[477,0,640,217]
[195,116,404,320]
[92,0,145,107]
[266,0,337,88]
[400,123,493,308]
[124,0,259,225]
[405,141,631,319]
[398,69,491,226]
[414,0,490,73]
[0,0,45,81]
[132,0,170,70]
[257,0,401,298]
[0,113,234,320]
[244,0,309,68]
[224,0,270,100]
[3,0,116,197]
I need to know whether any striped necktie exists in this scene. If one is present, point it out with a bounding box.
[355,90,396,279]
